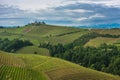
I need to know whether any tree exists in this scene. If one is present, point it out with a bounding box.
[34,51,38,54]
[42,21,46,24]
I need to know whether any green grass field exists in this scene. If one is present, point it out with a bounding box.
[0,51,120,80]
[85,37,120,47]
[16,46,50,56]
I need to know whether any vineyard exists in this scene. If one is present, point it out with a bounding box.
[0,52,45,80]
[0,52,29,80]
[0,52,25,67]
[0,65,31,80]
[0,51,120,80]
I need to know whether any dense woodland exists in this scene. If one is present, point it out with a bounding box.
[39,32,120,75]
[0,38,33,52]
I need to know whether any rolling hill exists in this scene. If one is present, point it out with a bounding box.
[0,25,120,80]
[0,51,120,80]
[0,24,89,45]
[0,24,120,48]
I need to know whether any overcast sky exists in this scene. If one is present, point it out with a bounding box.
[0,0,120,26]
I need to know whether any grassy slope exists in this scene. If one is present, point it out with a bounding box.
[85,37,120,47]
[91,29,120,35]
[83,29,120,47]
[16,46,50,56]
[0,25,88,45]
[0,52,120,80]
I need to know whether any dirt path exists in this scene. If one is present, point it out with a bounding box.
[23,26,34,34]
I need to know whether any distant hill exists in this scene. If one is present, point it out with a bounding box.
[77,23,120,29]
[0,51,120,80]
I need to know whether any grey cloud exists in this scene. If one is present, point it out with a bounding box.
[52,2,120,25]
[0,1,120,26]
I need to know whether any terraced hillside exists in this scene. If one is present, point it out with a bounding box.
[0,51,120,80]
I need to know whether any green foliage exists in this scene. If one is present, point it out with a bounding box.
[26,21,46,26]
[0,38,33,52]
[107,57,120,75]
[39,43,65,56]
[69,32,120,48]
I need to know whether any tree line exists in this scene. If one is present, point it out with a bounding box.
[0,38,33,52]
[55,31,81,37]
[26,21,46,26]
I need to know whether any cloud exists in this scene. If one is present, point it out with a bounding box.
[76,14,105,21]
[65,0,120,8]
[0,0,120,26]
[0,0,66,10]
[89,14,105,19]
[1,0,119,10]
[52,2,120,25]
[64,9,93,13]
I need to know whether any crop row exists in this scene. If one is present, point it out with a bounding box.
[0,65,32,80]
[0,53,25,67]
